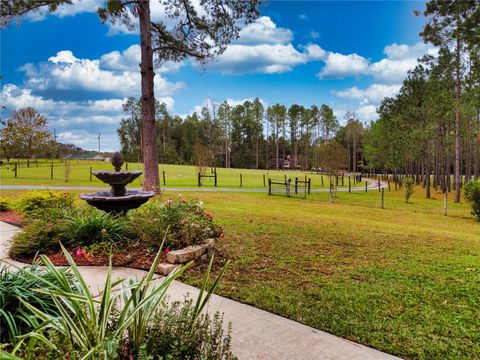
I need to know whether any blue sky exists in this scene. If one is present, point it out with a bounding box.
[0,0,435,151]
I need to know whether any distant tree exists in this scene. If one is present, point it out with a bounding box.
[253,98,264,169]
[1,0,260,193]
[319,104,338,143]
[0,107,52,166]
[314,140,348,173]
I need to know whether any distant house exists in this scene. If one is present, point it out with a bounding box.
[270,155,300,169]
[63,152,105,161]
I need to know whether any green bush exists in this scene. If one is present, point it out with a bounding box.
[0,264,76,347]
[10,219,61,257]
[5,245,231,360]
[464,180,480,221]
[139,300,236,360]
[16,191,74,219]
[401,178,415,203]
[58,207,133,248]
[0,198,11,212]
[129,199,223,250]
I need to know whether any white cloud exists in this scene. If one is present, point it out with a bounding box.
[205,43,325,75]
[25,0,101,22]
[383,42,437,60]
[298,14,309,20]
[317,41,437,82]
[19,49,184,98]
[317,52,369,79]
[310,31,320,39]
[235,16,293,45]
[369,57,419,83]
[0,84,175,151]
[333,84,401,103]
[356,105,378,122]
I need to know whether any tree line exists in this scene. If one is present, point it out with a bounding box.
[117,97,368,172]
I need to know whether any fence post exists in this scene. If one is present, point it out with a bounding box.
[342,175,344,186]
[214,172,217,187]
[284,174,287,183]
[365,181,368,192]
[240,173,243,187]
[198,173,201,187]
[378,180,381,192]
[14,163,17,178]
[50,163,54,179]
[381,188,384,209]
[286,179,291,197]
[444,191,448,216]
[388,180,391,191]
[295,177,298,195]
[330,183,334,203]
[321,175,324,187]
[126,162,128,171]
[308,178,311,194]
[263,174,266,187]
[268,178,272,195]
[162,170,166,186]
[89,166,92,182]
[348,176,351,193]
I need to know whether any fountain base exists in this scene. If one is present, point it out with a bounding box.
[80,190,154,214]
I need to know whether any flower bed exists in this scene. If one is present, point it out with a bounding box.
[6,191,224,273]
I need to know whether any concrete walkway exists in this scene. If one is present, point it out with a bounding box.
[0,178,388,193]
[0,221,399,360]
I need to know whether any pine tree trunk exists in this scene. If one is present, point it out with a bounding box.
[454,32,461,203]
[139,1,160,193]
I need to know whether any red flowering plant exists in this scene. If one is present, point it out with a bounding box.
[128,198,223,250]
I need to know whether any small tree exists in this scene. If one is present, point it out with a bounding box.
[194,143,211,177]
[464,180,480,221]
[402,178,415,203]
[0,107,52,167]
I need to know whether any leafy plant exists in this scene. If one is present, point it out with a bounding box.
[129,199,223,250]
[402,178,415,203]
[58,208,133,248]
[9,220,61,257]
[0,198,11,212]
[0,263,75,348]
[11,241,230,359]
[16,191,74,219]
[464,180,480,221]
[138,300,235,360]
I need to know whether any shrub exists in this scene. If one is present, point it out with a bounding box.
[129,199,223,250]
[464,180,480,221]
[58,207,133,248]
[16,191,74,219]
[7,245,230,360]
[0,198,11,212]
[139,300,236,360]
[0,263,75,347]
[402,178,415,203]
[10,219,61,257]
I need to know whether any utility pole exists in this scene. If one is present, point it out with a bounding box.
[98,133,101,153]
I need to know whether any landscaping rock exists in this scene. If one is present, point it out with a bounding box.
[166,245,205,264]
[157,262,178,275]
[202,238,215,251]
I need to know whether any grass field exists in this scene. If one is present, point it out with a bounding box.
[1,181,478,359]
[174,188,478,360]
[0,160,364,189]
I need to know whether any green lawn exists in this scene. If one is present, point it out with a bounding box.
[0,160,363,189]
[176,187,479,360]
[1,185,478,359]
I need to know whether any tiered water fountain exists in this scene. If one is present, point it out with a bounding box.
[80,152,154,214]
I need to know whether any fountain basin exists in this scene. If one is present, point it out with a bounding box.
[92,170,142,196]
[80,190,154,214]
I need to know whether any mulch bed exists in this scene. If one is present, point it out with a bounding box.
[0,210,24,227]
[12,242,168,271]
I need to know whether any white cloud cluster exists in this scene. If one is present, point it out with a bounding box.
[19,49,184,98]
[25,0,102,22]
[236,16,293,45]
[318,52,369,79]
[333,84,402,104]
